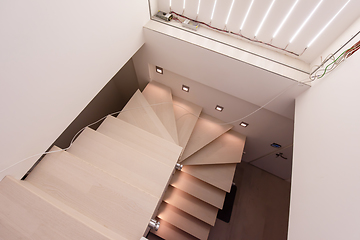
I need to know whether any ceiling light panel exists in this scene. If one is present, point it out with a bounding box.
[207,0,235,30]
[154,0,360,62]
[254,0,276,37]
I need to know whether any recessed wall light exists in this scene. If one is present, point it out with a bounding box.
[239,122,249,128]
[182,85,190,92]
[156,66,163,74]
[215,105,224,112]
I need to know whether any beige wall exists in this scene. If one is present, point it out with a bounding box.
[54,59,139,149]
[289,34,360,239]
[0,0,149,180]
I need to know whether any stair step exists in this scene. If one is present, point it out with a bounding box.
[182,164,237,192]
[163,186,218,226]
[181,130,246,165]
[179,113,232,162]
[170,171,226,209]
[172,96,202,149]
[26,146,158,240]
[142,81,179,145]
[97,116,182,167]
[157,202,211,240]
[0,176,124,240]
[67,128,174,198]
[151,218,198,240]
[117,89,175,143]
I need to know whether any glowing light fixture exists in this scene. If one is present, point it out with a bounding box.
[170,0,172,8]
[156,66,163,74]
[273,0,299,38]
[211,0,218,20]
[289,0,323,43]
[183,0,186,10]
[182,85,190,92]
[225,0,236,25]
[255,0,276,37]
[307,0,351,47]
[240,122,249,127]
[215,105,224,112]
[240,0,254,30]
[197,0,201,15]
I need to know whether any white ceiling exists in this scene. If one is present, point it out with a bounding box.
[132,0,359,180]
[155,0,360,63]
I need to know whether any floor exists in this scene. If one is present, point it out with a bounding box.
[148,162,291,240]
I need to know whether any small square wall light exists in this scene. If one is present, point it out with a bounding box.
[239,122,249,128]
[182,85,190,92]
[215,105,224,112]
[156,66,163,74]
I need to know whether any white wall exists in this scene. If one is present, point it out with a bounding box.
[0,0,149,180]
[289,44,360,238]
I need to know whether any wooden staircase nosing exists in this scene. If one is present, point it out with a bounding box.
[170,171,226,209]
[26,147,159,240]
[163,185,218,226]
[157,202,211,240]
[181,130,246,166]
[67,127,175,198]
[0,176,124,240]
[172,96,202,150]
[182,164,238,192]
[97,116,182,168]
[179,112,233,162]
[117,89,175,144]
[142,81,179,145]
[151,218,198,240]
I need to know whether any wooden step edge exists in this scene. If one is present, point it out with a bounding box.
[172,96,202,150]
[142,81,179,145]
[163,186,218,226]
[117,90,176,144]
[157,202,211,240]
[181,164,237,193]
[3,176,125,240]
[169,171,227,209]
[151,218,198,240]
[98,116,183,167]
[179,112,233,162]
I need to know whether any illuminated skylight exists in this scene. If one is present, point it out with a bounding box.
[273,0,299,38]
[197,0,201,15]
[240,0,254,30]
[211,0,218,20]
[255,0,276,37]
[225,0,236,25]
[307,0,351,47]
[289,0,323,43]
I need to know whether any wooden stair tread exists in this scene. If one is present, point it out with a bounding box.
[117,89,175,143]
[0,176,123,240]
[170,171,226,209]
[157,202,211,240]
[97,115,182,167]
[67,127,174,198]
[163,186,218,225]
[182,164,237,192]
[151,218,198,240]
[181,130,246,165]
[173,96,202,149]
[142,81,179,144]
[179,113,232,162]
[26,146,158,240]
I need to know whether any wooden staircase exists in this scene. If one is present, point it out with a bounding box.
[0,81,245,240]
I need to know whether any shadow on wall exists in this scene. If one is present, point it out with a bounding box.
[53,58,140,149]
